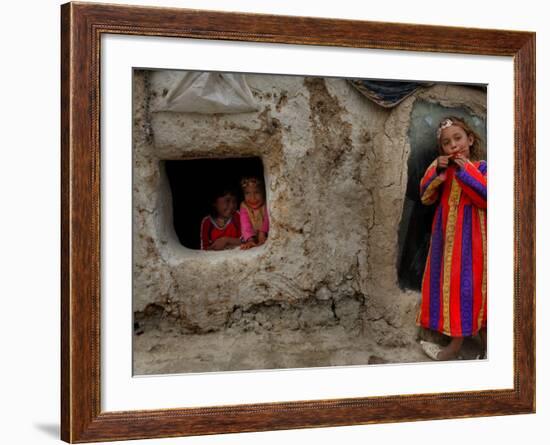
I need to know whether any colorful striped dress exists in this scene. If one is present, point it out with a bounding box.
[416,159,487,337]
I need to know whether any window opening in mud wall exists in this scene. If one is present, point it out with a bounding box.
[164,157,265,250]
[397,100,487,290]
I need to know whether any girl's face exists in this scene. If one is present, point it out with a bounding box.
[439,124,474,159]
[213,195,234,219]
[243,184,264,208]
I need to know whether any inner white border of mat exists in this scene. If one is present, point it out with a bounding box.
[101,34,514,411]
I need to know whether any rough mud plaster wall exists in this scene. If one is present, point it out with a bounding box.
[132,71,486,348]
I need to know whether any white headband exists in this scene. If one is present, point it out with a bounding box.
[436,118,454,139]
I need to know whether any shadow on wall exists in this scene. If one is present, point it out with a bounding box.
[397,99,487,291]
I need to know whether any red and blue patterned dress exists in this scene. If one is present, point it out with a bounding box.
[416,159,487,337]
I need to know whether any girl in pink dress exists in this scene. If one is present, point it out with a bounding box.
[239,176,269,249]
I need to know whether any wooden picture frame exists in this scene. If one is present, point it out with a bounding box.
[61,2,535,442]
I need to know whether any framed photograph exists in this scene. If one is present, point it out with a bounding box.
[61,2,535,442]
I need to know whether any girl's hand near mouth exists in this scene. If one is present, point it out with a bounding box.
[453,154,469,168]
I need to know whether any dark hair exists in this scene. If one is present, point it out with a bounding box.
[209,187,237,217]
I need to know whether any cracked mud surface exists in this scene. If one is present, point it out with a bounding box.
[133,314,485,375]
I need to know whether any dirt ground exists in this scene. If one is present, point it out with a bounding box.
[133,315,485,376]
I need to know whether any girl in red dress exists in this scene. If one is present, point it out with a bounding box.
[417,116,487,361]
[200,189,242,251]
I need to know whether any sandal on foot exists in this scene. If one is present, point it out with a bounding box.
[420,340,443,361]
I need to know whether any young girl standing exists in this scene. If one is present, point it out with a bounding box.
[417,116,487,361]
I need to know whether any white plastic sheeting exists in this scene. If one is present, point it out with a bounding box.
[157,72,259,114]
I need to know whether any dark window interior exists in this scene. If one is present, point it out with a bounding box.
[164,157,265,249]
[397,147,438,291]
